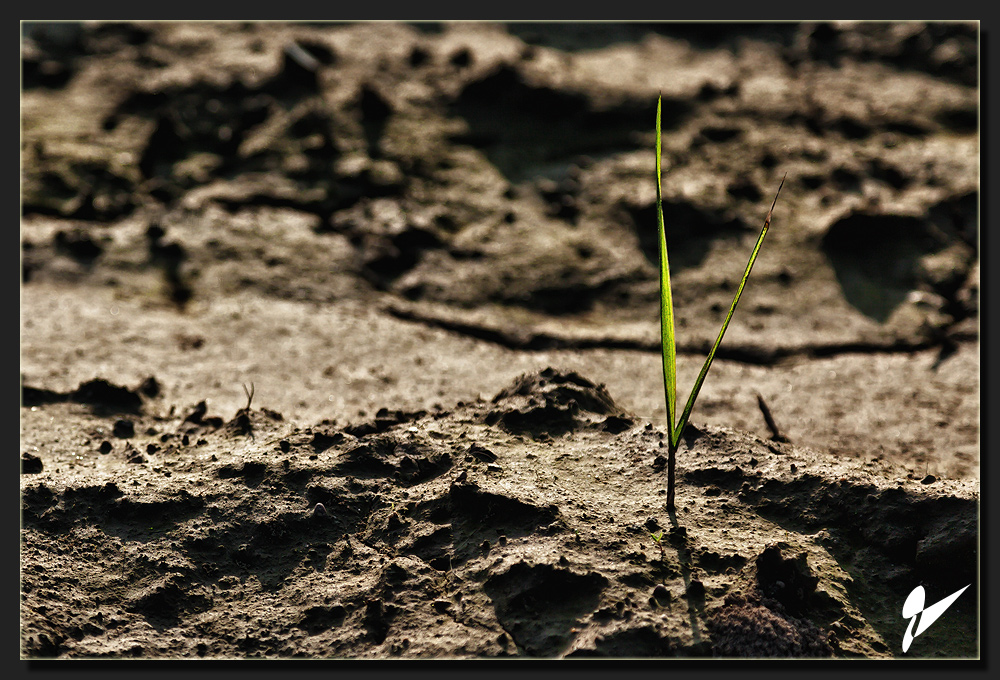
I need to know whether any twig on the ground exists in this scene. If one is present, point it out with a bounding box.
[756,392,789,443]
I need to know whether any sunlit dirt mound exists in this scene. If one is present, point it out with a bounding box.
[20,369,977,658]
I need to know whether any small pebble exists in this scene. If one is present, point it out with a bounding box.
[312,502,328,516]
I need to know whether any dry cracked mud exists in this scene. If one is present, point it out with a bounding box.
[20,21,979,659]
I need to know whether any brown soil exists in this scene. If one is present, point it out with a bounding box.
[20,21,979,659]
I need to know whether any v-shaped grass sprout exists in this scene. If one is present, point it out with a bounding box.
[656,95,785,511]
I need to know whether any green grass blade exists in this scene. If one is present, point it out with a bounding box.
[670,174,786,450]
[656,95,677,442]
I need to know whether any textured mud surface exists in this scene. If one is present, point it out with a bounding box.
[20,21,979,659]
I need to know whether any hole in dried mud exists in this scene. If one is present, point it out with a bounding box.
[821,212,950,322]
[629,199,747,273]
[298,604,348,634]
[450,64,682,184]
[484,561,608,657]
[126,572,212,630]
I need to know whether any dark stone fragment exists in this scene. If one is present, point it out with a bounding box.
[113,419,134,438]
[22,453,43,474]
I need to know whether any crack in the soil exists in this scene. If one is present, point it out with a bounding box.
[384,303,976,365]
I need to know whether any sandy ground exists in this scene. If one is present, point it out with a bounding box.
[20,21,979,659]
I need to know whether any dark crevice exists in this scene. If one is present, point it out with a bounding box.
[384,303,975,365]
